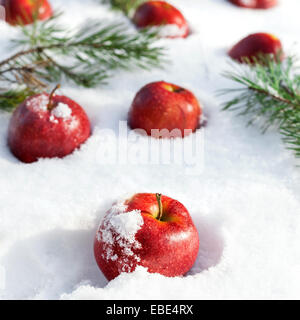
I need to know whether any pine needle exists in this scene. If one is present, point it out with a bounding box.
[102,0,144,17]
[0,12,165,111]
[220,56,300,159]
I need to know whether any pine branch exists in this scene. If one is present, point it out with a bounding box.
[0,87,37,112]
[220,56,300,159]
[102,0,144,17]
[0,13,165,111]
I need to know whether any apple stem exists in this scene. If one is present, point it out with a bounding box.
[47,84,61,111]
[174,87,185,93]
[156,193,163,221]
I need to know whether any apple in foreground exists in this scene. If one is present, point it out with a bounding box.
[94,193,199,281]
[1,0,52,26]
[228,33,283,63]
[128,81,202,138]
[229,0,277,9]
[133,1,189,38]
[8,85,91,163]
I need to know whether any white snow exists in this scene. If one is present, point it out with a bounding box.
[154,24,187,38]
[0,0,300,300]
[96,201,144,267]
[104,207,143,243]
[51,103,72,119]
[240,0,255,6]
[27,94,49,112]
[25,94,72,122]
[39,7,46,15]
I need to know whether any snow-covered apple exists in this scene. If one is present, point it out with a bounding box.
[229,0,277,9]
[94,193,199,281]
[133,1,189,38]
[2,0,52,26]
[228,33,283,63]
[128,81,202,138]
[8,85,91,163]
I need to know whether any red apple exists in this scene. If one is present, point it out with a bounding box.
[133,1,189,38]
[128,81,201,138]
[228,33,283,63]
[94,193,199,281]
[2,0,52,26]
[229,0,277,9]
[8,85,91,163]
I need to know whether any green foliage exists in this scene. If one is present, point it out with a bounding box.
[0,87,37,112]
[102,0,145,16]
[221,56,300,159]
[0,12,165,111]
[12,12,67,48]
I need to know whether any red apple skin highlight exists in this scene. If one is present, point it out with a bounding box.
[229,0,277,9]
[2,0,52,26]
[228,33,283,63]
[8,94,91,163]
[94,193,200,281]
[133,1,189,38]
[128,81,202,137]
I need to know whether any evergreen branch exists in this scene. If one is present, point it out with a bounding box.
[220,56,300,159]
[0,87,37,112]
[102,0,144,17]
[0,13,165,111]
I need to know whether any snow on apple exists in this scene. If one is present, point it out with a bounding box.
[29,94,49,112]
[95,201,144,267]
[152,24,188,38]
[51,103,72,119]
[7,89,91,163]
[94,193,199,281]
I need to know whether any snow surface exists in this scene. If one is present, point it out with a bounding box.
[0,0,300,300]
[154,24,187,38]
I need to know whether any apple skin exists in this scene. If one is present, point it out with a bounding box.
[94,193,200,281]
[133,1,189,38]
[229,0,277,9]
[128,81,202,137]
[2,0,52,26]
[228,33,283,63]
[8,93,91,163]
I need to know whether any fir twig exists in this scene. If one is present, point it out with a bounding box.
[0,88,37,111]
[220,56,300,159]
[0,13,165,111]
[102,0,144,17]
